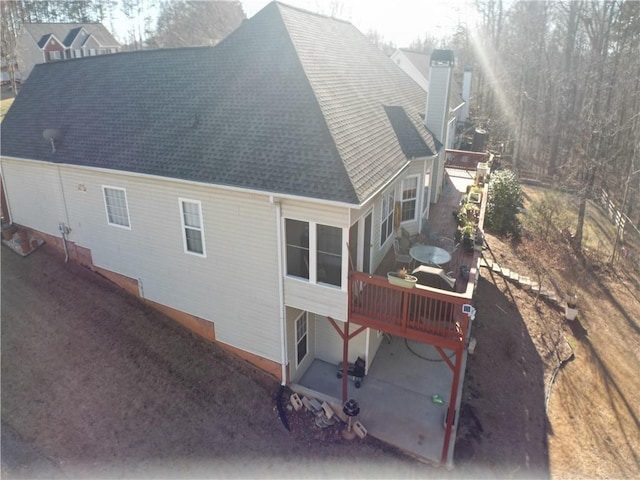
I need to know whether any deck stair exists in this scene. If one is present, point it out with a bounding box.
[479,245,561,307]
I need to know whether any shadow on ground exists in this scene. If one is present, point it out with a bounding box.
[454,277,550,478]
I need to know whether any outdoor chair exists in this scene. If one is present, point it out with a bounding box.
[417,219,439,246]
[435,236,457,255]
[393,239,412,270]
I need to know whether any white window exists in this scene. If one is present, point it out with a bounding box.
[179,198,205,256]
[401,176,418,222]
[423,172,431,215]
[380,191,395,245]
[102,186,131,229]
[317,224,342,287]
[286,219,309,279]
[285,219,343,288]
[49,50,61,61]
[295,313,308,366]
[89,48,96,56]
[74,49,82,58]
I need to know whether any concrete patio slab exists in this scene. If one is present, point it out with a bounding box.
[293,336,467,465]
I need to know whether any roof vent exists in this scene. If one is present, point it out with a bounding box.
[43,128,63,153]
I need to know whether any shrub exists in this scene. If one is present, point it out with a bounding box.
[486,170,524,236]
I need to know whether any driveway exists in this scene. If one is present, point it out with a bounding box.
[1,245,435,478]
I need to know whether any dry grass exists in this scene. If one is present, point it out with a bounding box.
[456,181,640,478]
[521,184,619,263]
[1,98,14,122]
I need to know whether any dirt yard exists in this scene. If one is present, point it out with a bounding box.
[0,244,444,479]
[2,191,639,478]
[454,200,640,478]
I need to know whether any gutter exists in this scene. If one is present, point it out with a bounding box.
[0,155,360,210]
[1,153,435,214]
[270,195,288,385]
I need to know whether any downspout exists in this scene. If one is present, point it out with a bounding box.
[57,165,72,263]
[59,222,70,263]
[271,195,288,385]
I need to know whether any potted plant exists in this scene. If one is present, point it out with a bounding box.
[565,293,579,320]
[462,225,475,253]
[468,189,482,204]
[387,267,418,288]
[465,203,480,223]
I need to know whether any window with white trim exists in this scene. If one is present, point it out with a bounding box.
[380,191,395,245]
[423,172,431,215]
[179,199,205,256]
[286,219,309,279]
[49,50,61,61]
[74,49,82,58]
[401,176,418,222]
[89,48,96,56]
[285,220,343,288]
[102,186,131,228]
[317,224,342,287]
[295,313,308,366]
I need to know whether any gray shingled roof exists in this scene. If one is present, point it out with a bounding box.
[2,2,438,205]
[36,33,55,48]
[23,23,120,48]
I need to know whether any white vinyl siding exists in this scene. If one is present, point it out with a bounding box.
[2,159,282,363]
[314,315,367,366]
[102,186,131,229]
[179,198,205,256]
[0,160,66,236]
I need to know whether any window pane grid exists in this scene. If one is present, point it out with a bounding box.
[104,187,130,227]
[380,192,394,244]
[180,200,205,255]
[401,177,418,222]
[286,219,310,279]
[296,314,308,366]
[317,224,342,287]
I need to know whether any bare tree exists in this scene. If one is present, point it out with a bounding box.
[365,29,396,56]
[150,0,245,48]
[470,0,640,255]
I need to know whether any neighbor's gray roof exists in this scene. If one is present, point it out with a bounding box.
[23,23,120,48]
[399,49,431,79]
[397,48,465,110]
[2,2,438,205]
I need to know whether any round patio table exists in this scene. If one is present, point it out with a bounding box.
[409,244,452,267]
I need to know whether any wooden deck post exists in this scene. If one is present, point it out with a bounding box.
[441,345,464,465]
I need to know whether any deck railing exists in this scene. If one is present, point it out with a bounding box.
[348,272,470,350]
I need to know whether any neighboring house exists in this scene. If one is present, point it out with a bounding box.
[390,48,472,151]
[1,1,481,466]
[12,22,120,81]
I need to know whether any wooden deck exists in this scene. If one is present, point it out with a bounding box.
[348,271,469,350]
[374,166,482,295]
[343,159,489,465]
[351,163,489,348]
